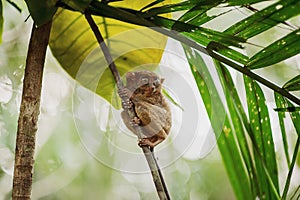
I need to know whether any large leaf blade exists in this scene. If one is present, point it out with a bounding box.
[207,42,249,65]
[244,76,279,199]
[81,2,253,75]
[274,93,291,166]
[142,1,198,16]
[61,0,92,12]
[25,0,58,26]
[283,75,300,91]
[214,61,259,197]
[177,6,214,26]
[183,45,251,200]
[277,95,300,199]
[144,0,266,17]
[50,1,170,108]
[225,0,300,39]
[138,14,246,47]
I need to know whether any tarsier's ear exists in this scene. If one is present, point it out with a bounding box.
[126,72,136,83]
[160,78,165,84]
[126,72,135,79]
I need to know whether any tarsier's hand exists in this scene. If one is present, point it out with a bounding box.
[118,87,133,109]
[120,71,172,149]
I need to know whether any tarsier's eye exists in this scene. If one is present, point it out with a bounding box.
[153,78,160,86]
[141,77,149,84]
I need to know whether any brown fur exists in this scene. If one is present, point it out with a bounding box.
[121,71,172,148]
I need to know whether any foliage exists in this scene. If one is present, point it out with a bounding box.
[49,1,170,107]
[1,0,300,199]
[47,0,300,105]
[24,0,57,26]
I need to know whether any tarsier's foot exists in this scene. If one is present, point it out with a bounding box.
[122,99,133,109]
[138,138,155,148]
[118,88,132,109]
[130,117,141,127]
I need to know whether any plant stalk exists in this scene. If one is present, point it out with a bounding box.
[12,21,52,200]
[84,12,170,200]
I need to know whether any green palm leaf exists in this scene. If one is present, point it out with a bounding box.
[274,93,291,166]
[246,29,300,69]
[225,0,300,39]
[183,45,251,200]
[275,94,300,199]
[244,76,279,199]
[214,61,258,197]
[283,75,300,91]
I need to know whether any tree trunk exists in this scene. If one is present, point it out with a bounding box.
[12,21,52,200]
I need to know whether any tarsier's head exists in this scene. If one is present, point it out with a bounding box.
[126,71,164,96]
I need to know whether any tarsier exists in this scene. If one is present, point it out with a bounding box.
[119,71,172,150]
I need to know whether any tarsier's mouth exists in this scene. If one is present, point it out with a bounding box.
[144,89,153,96]
[148,86,158,94]
[141,85,157,95]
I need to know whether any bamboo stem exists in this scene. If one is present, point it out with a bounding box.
[12,21,52,200]
[84,12,170,200]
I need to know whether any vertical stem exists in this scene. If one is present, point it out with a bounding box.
[84,12,170,200]
[84,13,123,89]
[282,136,300,199]
[12,21,52,200]
[151,151,171,199]
[142,149,170,200]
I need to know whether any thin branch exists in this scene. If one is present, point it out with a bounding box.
[84,11,170,200]
[12,21,52,200]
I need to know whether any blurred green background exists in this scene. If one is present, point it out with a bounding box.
[0,1,299,199]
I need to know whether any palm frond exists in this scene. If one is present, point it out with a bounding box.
[283,75,300,91]
[183,45,252,200]
[247,29,300,69]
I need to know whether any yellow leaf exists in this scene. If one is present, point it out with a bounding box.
[49,1,170,108]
